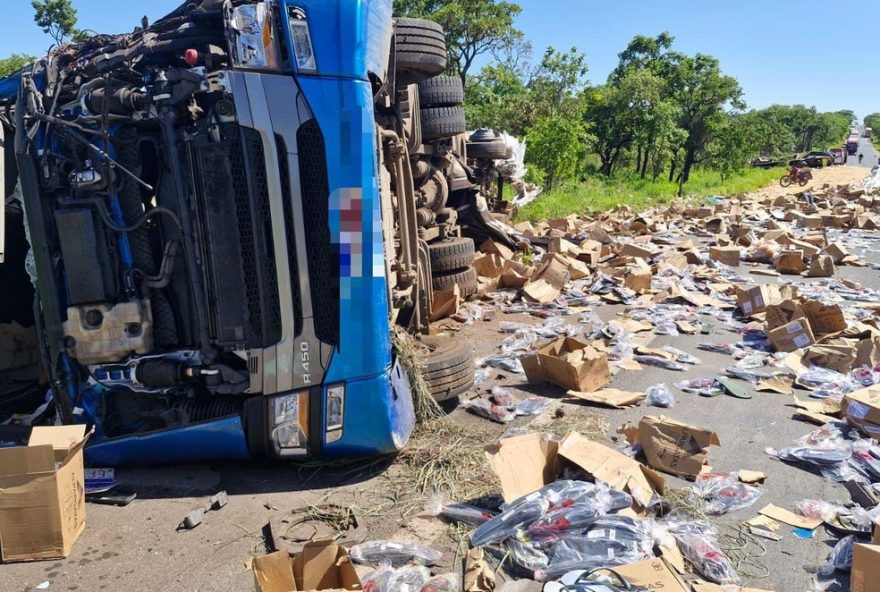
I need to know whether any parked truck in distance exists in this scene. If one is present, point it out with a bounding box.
[864,127,873,139]
[846,135,861,155]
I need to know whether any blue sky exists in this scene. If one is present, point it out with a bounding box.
[1,0,876,118]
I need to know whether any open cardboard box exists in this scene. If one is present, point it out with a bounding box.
[252,541,363,592]
[0,425,91,562]
[485,431,665,509]
[520,337,610,393]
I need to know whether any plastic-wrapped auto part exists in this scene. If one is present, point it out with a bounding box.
[818,535,861,577]
[674,377,723,397]
[363,562,397,592]
[633,355,687,371]
[664,519,739,585]
[350,540,443,566]
[645,383,675,408]
[516,396,552,416]
[470,481,629,547]
[692,472,763,515]
[506,538,550,573]
[462,398,516,423]
[388,565,432,592]
[540,516,655,580]
[420,574,459,592]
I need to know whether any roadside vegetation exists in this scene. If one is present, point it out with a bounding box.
[396,0,856,208]
[516,166,784,222]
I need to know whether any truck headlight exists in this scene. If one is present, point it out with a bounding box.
[272,392,308,449]
[326,384,344,443]
[287,7,316,72]
[228,2,281,70]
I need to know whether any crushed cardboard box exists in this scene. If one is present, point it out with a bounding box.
[842,386,880,439]
[637,416,720,479]
[768,318,815,352]
[851,544,880,592]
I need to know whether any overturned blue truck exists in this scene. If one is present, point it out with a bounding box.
[0,0,517,465]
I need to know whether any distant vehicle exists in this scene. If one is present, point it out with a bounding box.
[750,156,783,169]
[864,127,873,139]
[846,136,861,155]
[829,148,846,165]
[790,151,832,168]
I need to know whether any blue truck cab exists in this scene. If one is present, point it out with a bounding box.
[0,0,515,465]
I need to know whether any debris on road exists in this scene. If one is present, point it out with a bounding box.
[177,491,228,530]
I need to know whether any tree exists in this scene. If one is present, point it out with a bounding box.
[32,0,79,46]
[665,53,743,190]
[464,63,532,135]
[525,115,588,190]
[527,47,588,119]
[393,0,522,89]
[866,113,880,133]
[0,54,36,78]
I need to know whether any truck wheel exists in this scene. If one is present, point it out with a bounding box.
[429,237,475,272]
[418,336,475,402]
[467,139,512,160]
[418,75,464,107]
[394,18,447,84]
[432,267,478,297]
[421,106,467,141]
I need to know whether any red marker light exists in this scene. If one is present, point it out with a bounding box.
[184,49,198,66]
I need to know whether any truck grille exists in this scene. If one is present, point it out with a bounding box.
[276,135,303,338]
[297,120,339,347]
[190,125,282,348]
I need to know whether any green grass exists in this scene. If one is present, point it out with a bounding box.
[515,167,785,222]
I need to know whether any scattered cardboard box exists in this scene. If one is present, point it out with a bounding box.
[738,285,782,316]
[851,544,880,592]
[805,255,835,278]
[776,250,806,274]
[611,558,689,592]
[484,434,559,502]
[800,301,846,336]
[768,318,815,352]
[709,246,740,266]
[521,338,611,393]
[637,416,720,479]
[251,541,362,592]
[430,284,460,322]
[567,388,645,408]
[0,425,91,562]
[842,386,880,439]
[802,344,856,374]
[758,504,821,530]
[764,300,805,331]
[557,431,666,509]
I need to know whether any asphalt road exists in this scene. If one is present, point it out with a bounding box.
[0,169,875,592]
[847,136,879,168]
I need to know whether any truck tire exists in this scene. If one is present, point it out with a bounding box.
[418,75,464,107]
[394,18,447,84]
[467,140,512,160]
[432,267,478,297]
[421,106,467,141]
[429,237,475,272]
[418,336,475,402]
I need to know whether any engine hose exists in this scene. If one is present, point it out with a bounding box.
[111,127,178,346]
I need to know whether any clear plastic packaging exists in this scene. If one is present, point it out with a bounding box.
[462,399,517,423]
[795,499,847,523]
[692,472,762,515]
[661,346,702,365]
[674,377,723,396]
[818,535,858,577]
[516,396,552,416]
[350,541,443,567]
[633,355,687,371]
[506,538,549,573]
[441,502,498,527]
[388,565,432,592]
[420,574,459,592]
[490,386,520,409]
[470,481,628,547]
[666,521,739,584]
[646,383,675,408]
[363,562,397,592]
[540,515,655,579]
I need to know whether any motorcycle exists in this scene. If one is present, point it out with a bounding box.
[779,168,812,187]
